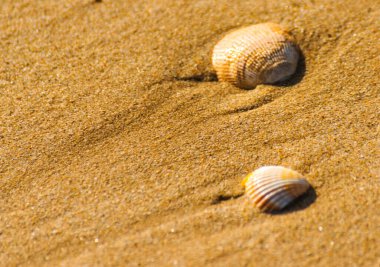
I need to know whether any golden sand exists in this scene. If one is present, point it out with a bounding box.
[0,0,379,266]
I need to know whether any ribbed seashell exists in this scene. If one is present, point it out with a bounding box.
[242,166,310,212]
[212,23,299,89]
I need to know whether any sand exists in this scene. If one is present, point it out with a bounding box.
[0,0,379,266]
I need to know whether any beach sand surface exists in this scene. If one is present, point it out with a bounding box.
[0,0,379,266]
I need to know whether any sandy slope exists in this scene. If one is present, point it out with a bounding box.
[0,0,379,266]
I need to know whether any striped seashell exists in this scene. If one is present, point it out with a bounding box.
[242,166,310,212]
[212,23,299,89]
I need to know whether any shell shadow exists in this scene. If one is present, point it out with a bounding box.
[267,186,316,215]
[174,72,218,82]
[274,49,306,87]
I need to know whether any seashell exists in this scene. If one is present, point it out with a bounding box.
[212,23,299,89]
[242,166,310,212]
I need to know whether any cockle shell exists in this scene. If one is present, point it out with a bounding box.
[212,23,299,89]
[242,166,310,212]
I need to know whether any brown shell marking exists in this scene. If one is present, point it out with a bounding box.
[212,23,299,89]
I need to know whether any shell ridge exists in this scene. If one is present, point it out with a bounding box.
[212,23,299,89]
[263,190,294,211]
[256,187,291,210]
[249,179,298,202]
[259,189,293,211]
[244,166,311,212]
[249,180,293,203]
